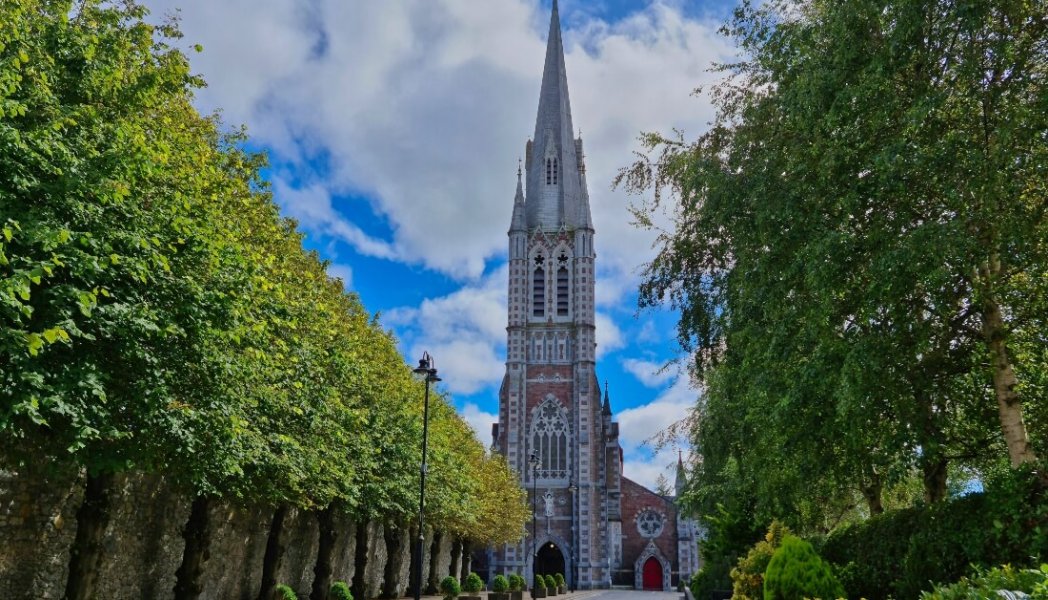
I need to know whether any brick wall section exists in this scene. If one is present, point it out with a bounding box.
[0,468,451,600]
[618,477,679,586]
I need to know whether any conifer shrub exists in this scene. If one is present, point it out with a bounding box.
[554,573,565,588]
[465,572,485,593]
[544,575,556,589]
[329,581,353,600]
[533,575,546,590]
[492,575,510,593]
[441,576,462,600]
[508,574,525,591]
[762,535,844,600]
[276,584,298,600]
[732,521,791,600]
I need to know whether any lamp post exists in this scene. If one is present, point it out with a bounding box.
[529,451,540,585]
[413,352,441,600]
[567,479,577,592]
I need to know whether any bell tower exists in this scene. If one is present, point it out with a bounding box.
[492,0,619,589]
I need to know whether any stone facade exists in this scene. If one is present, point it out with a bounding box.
[487,0,700,592]
[0,467,461,599]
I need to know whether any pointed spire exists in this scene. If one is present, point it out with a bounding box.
[524,0,591,231]
[602,380,612,416]
[511,161,526,232]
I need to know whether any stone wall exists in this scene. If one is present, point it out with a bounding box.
[0,468,455,600]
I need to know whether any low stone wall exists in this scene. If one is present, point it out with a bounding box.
[0,468,460,600]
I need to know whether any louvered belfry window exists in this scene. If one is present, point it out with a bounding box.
[533,266,545,317]
[556,267,569,316]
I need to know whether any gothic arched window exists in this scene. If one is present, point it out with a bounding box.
[546,157,558,185]
[533,266,545,317]
[531,395,570,480]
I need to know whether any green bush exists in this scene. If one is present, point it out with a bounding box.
[920,564,1048,600]
[465,572,484,593]
[508,574,525,591]
[440,576,462,600]
[492,575,510,593]
[822,466,1048,599]
[533,575,546,590]
[554,573,565,587]
[544,575,556,589]
[763,535,844,600]
[691,559,732,600]
[732,521,791,600]
[276,584,298,600]
[329,581,352,600]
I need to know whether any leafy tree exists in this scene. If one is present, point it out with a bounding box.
[618,0,1047,536]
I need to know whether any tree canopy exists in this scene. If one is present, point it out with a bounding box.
[619,0,1046,534]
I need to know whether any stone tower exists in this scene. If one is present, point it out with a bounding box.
[490,0,621,589]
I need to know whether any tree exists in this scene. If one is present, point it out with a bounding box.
[619,0,1047,533]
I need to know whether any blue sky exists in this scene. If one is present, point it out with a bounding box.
[144,0,737,488]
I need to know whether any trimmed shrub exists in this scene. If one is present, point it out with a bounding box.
[329,581,353,600]
[763,535,844,600]
[920,564,1048,600]
[732,521,791,600]
[544,575,556,589]
[533,575,546,590]
[441,576,462,600]
[554,573,565,588]
[276,584,298,600]
[508,574,525,591]
[465,572,484,593]
[822,466,1048,599]
[492,575,510,593]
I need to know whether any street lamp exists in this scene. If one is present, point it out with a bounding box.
[413,352,441,600]
[568,479,578,591]
[529,451,540,584]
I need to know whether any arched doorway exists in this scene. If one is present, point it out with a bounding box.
[536,542,565,579]
[642,557,662,590]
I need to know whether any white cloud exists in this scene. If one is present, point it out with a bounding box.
[386,266,508,396]
[616,375,696,455]
[595,312,624,358]
[621,357,675,388]
[326,263,353,288]
[460,402,498,447]
[145,0,731,283]
[273,179,397,260]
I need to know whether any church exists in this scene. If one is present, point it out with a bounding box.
[485,1,700,591]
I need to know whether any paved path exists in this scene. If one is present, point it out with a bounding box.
[420,591,682,600]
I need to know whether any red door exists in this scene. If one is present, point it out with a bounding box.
[642,557,662,590]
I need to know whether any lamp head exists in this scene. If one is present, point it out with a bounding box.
[413,351,441,382]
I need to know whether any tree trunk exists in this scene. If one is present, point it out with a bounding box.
[449,537,462,581]
[922,457,948,504]
[310,503,338,600]
[426,530,443,594]
[352,520,370,600]
[408,523,422,599]
[174,495,212,600]
[257,504,292,600]
[860,480,884,516]
[381,523,405,598]
[982,294,1038,466]
[460,540,472,581]
[64,471,114,600]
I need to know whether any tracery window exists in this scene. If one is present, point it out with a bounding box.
[531,395,570,480]
[636,508,665,538]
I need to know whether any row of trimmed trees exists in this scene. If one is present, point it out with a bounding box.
[0,2,529,599]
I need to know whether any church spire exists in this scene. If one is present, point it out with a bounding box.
[602,380,612,416]
[524,0,590,231]
[675,450,687,496]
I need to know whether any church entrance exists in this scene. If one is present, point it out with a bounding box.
[536,542,565,579]
[642,557,662,590]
